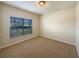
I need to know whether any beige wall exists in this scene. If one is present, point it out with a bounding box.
[0,3,40,48]
[0,4,2,48]
[40,7,76,45]
[76,2,79,56]
[0,3,76,49]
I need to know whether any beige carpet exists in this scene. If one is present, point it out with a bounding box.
[0,36,78,58]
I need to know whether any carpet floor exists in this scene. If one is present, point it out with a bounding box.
[0,36,78,58]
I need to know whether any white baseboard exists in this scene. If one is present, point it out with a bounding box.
[0,33,75,50]
[0,34,39,49]
[40,33,75,46]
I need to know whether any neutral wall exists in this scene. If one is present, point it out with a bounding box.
[40,7,76,45]
[0,3,40,48]
[0,2,76,49]
[0,4,2,48]
[76,2,79,56]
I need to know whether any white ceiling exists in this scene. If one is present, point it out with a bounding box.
[1,1,76,15]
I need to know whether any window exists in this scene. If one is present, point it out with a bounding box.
[10,16,32,38]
